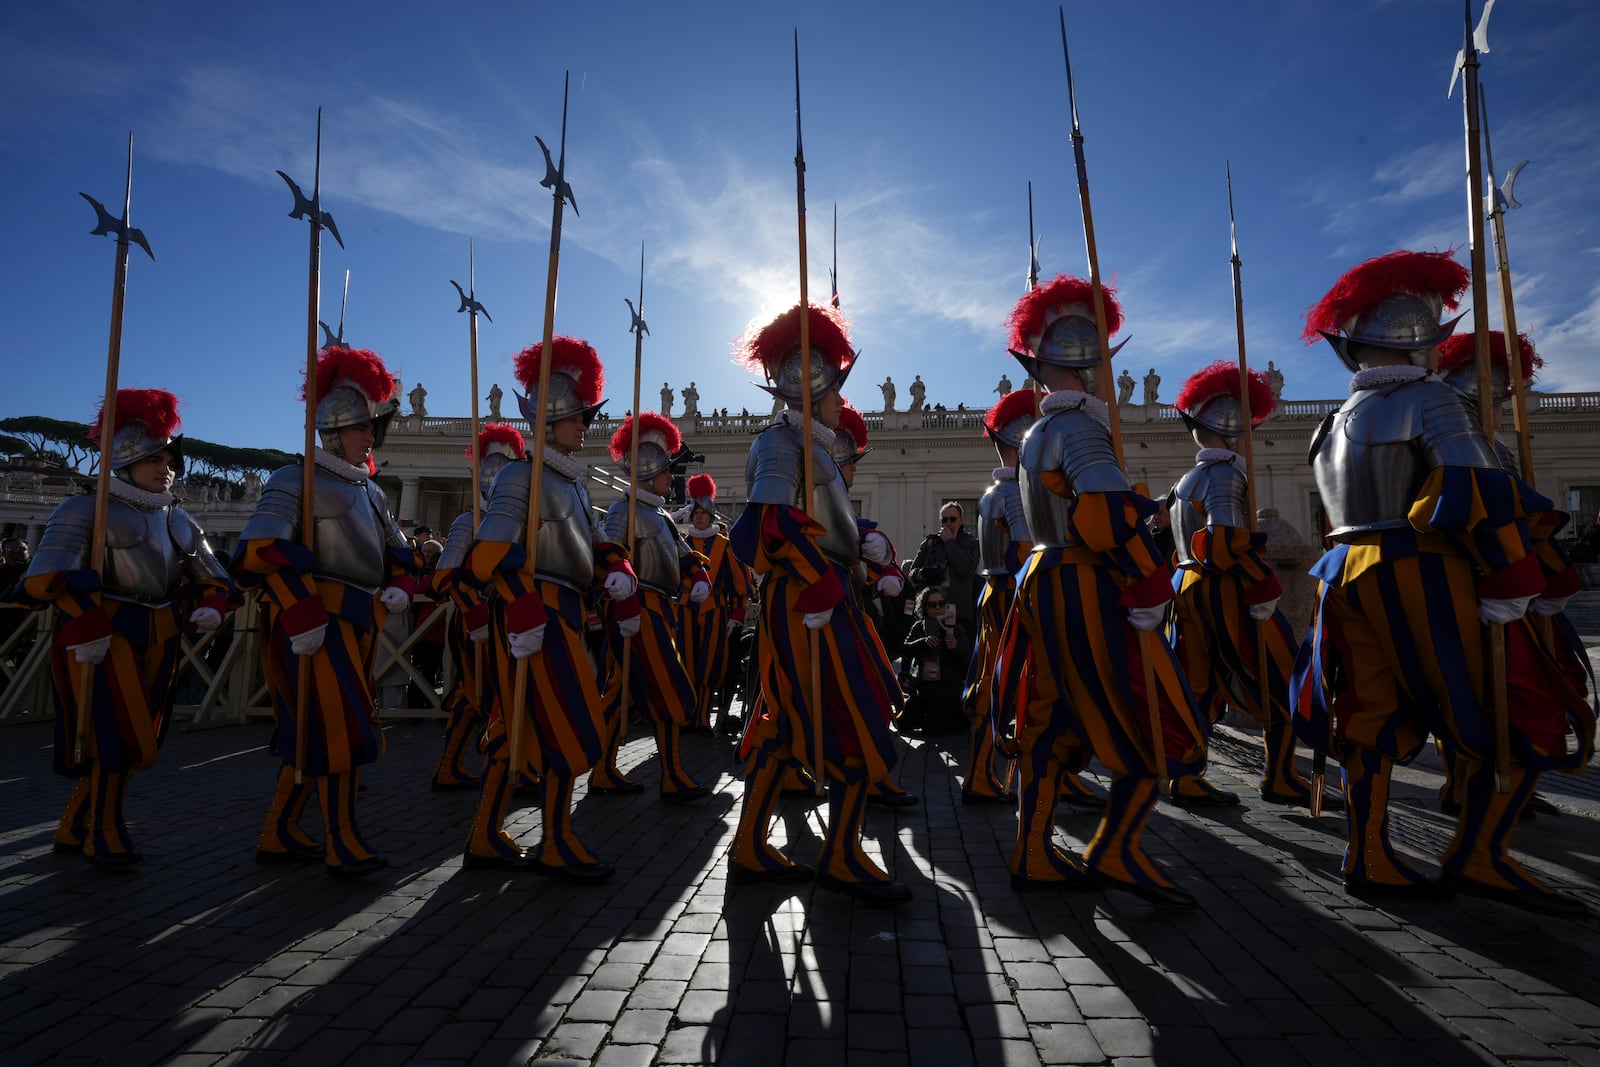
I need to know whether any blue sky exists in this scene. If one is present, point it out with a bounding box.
[2,0,1597,455]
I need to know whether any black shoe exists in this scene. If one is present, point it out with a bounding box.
[87,850,144,870]
[661,786,711,804]
[781,784,821,798]
[1010,871,1100,893]
[816,872,912,906]
[591,779,646,795]
[532,859,615,882]
[868,791,920,809]
[1441,875,1591,919]
[1166,787,1241,809]
[431,777,481,792]
[462,849,538,871]
[256,845,324,865]
[325,855,389,879]
[1341,872,1453,902]
[1061,793,1108,811]
[961,790,1014,807]
[1089,870,1198,908]
[52,840,83,855]
[727,861,817,885]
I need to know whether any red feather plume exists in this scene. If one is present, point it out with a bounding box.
[466,421,527,460]
[835,402,869,452]
[301,346,394,404]
[1435,330,1542,382]
[732,301,854,376]
[1174,360,1276,427]
[687,473,717,500]
[1301,249,1469,344]
[513,336,605,406]
[1005,274,1123,354]
[609,410,682,463]
[984,388,1042,434]
[88,388,181,444]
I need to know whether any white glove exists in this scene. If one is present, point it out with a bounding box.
[289,625,327,656]
[860,531,891,565]
[1248,598,1279,621]
[1530,595,1571,618]
[508,625,546,659]
[69,635,111,664]
[803,609,833,630]
[604,570,637,600]
[1479,596,1533,625]
[380,585,411,613]
[1126,605,1166,632]
[617,615,642,638]
[876,574,903,598]
[468,624,489,644]
[689,580,711,604]
[726,618,743,634]
[188,607,223,633]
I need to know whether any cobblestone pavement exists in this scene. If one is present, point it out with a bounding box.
[1,711,1597,1066]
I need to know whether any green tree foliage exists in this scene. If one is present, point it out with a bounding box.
[0,416,293,480]
[0,417,94,469]
[0,434,33,456]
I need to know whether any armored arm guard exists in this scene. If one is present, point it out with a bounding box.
[1019,408,1131,547]
[746,425,803,507]
[474,461,529,545]
[25,493,94,580]
[238,465,303,543]
[437,511,475,572]
[1200,461,1250,530]
[367,480,411,552]
[1418,385,1500,470]
[603,499,629,545]
[170,506,237,604]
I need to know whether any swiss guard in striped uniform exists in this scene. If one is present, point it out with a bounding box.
[679,473,752,734]
[430,422,526,790]
[1430,331,1595,829]
[594,412,712,802]
[728,302,909,905]
[461,337,638,877]
[17,389,236,866]
[1161,362,1322,809]
[998,275,1207,906]
[1293,251,1590,916]
[960,389,1035,806]
[233,348,419,876]
[831,402,918,810]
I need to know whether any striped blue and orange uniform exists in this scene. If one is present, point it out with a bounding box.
[1168,515,1305,801]
[430,557,493,788]
[18,559,235,857]
[684,529,751,728]
[998,486,1207,888]
[233,538,418,776]
[963,533,1029,798]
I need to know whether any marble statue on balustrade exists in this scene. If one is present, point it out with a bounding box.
[243,471,263,503]
[681,382,700,418]
[881,376,896,412]
[1266,360,1284,404]
[1117,368,1136,405]
[994,373,1012,397]
[409,383,428,419]
[908,375,926,412]
[1143,368,1160,405]
[485,383,503,420]
[660,382,674,416]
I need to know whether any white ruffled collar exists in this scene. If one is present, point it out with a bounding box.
[771,408,838,447]
[1041,389,1110,428]
[543,450,584,480]
[992,466,1016,481]
[108,478,173,509]
[630,486,666,508]
[1350,365,1431,392]
[315,447,369,482]
[1196,447,1246,472]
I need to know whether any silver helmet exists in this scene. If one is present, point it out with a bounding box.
[1304,250,1471,372]
[1006,275,1128,395]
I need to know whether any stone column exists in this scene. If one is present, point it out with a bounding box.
[398,476,422,526]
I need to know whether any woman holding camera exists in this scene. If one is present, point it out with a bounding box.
[898,587,973,735]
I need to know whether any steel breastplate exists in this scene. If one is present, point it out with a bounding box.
[311,471,390,590]
[477,460,599,588]
[744,424,858,565]
[1311,380,1498,540]
[438,511,475,572]
[1168,461,1249,568]
[977,482,1014,576]
[100,497,182,602]
[1018,407,1129,549]
[609,501,681,594]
